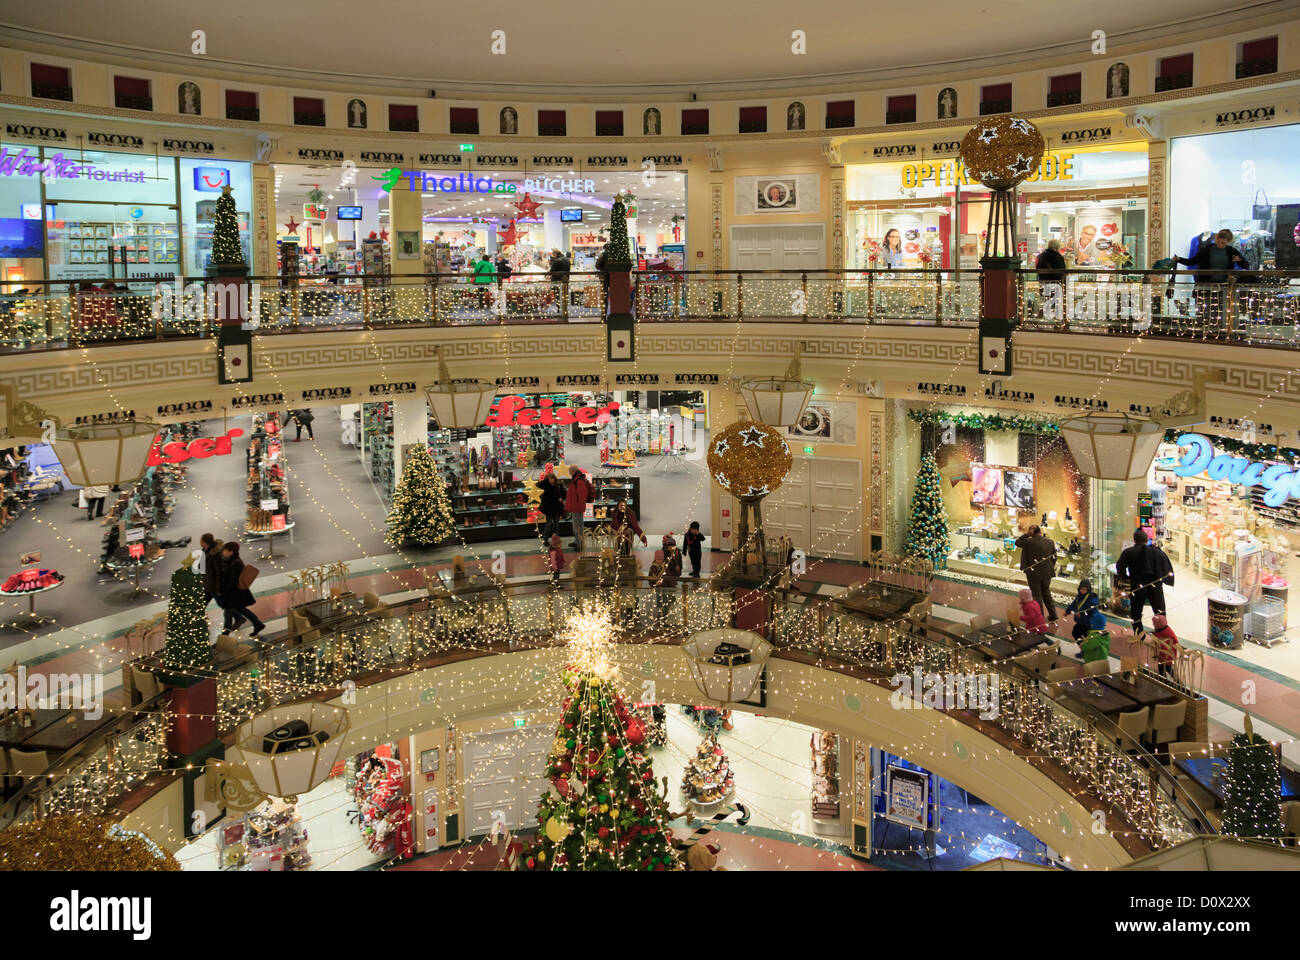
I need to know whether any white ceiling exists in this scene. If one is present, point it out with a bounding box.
[0,0,1270,92]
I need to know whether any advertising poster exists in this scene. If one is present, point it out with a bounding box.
[1071,206,1122,267]
[885,764,929,829]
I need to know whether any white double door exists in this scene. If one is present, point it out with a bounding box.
[463,725,551,837]
[730,224,826,270]
[721,456,862,562]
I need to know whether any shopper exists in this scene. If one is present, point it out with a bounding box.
[684,521,704,578]
[1018,588,1048,634]
[1115,529,1174,635]
[1035,238,1067,318]
[1014,525,1058,622]
[199,533,224,607]
[547,534,567,584]
[472,254,495,309]
[1151,614,1181,679]
[548,249,571,282]
[288,408,314,441]
[1175,229,1245,332]
[495,254,513,279]
[1063,578,1100,641]
[564,468,593,551]
[82,483,111,520]
[539,471,565,544]
[611,498,647,556]
[218,541,266,636]
[595,244,610,295]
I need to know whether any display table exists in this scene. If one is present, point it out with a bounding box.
[106,553,164,597]
[0,579,62,619]
[246,521,295,560]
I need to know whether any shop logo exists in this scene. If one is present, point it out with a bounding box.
[532,155,574,166]
[192,166,230,191]
[5,123,66,142]
[373,168,518,195]
[164,138,215,154]
[231,392,284,408]
[368,381,416,396]
[146,428,244,466]
[1171,433,1300,506]
[298,148,344,161]
[88,132,144,149]
[495,376,539,388]
[586,155,628,166]
[1215,106,1275,127]
[1059,126,1111,143]
[420,154,463,166]
[873,144,917,158]
[916,382,966,396]
[486,395,619,427]
[360,151,404,164]
[675,374,718,384]
[524,176,596,193]
[155,400,213,417]
[0,147,141,182]
[556,374,602,386]
[302,387,352,401]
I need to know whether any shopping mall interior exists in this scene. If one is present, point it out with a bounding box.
[0,0,1299,930]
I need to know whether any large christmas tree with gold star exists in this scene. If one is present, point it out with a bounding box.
[519,604,681,871]
[211,184,246,267]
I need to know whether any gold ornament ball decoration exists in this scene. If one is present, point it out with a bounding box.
[0,815,180,871]
[958,116,1046,191]
[545,816,571,842]
[706,421,793,500]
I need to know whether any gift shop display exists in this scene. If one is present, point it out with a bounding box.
[245,413,293,557]
[215,797,312,871]
[352,748,408,858]
[681,736,735,810]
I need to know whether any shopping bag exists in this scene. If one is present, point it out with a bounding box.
[1252,189,1273,221]
[237,563,260,590]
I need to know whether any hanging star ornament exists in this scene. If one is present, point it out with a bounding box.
[497,219,521,248]
[284,216,300,235]
[379,229,389,242]
[512,192,543,220]
[712,437,729,456]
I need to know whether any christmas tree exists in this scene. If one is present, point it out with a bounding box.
[520,604,681,871]
[211,184,246,267]
[1221,715,1284,843]
[906,452,950,569]
[162,559,211,671]
[385,446,456,547]
[681,736,735,807]
[607,195,630,263]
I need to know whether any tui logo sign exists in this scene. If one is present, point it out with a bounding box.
[192,166,230,191]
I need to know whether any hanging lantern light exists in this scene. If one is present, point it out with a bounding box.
[6,400,160,487]
[683,627,772,704]
[1059,411,1165,480]
[423,346,497,429]
[738,341,815,427]
[236,702,350,801]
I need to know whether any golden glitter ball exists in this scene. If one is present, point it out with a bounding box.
[706,421,793,500]
[545,817,571,842]
[0,815,179,871]
[958,116,1046,191]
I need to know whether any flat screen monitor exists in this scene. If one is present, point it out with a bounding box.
[560,207,583,223]
[337,206,363,220]
[970,465,1004,506]
[1003,470,1035,510]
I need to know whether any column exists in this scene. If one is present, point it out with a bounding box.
[391,393,428,489]
[388,174,424,281]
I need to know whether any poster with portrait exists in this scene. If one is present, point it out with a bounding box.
[786,399,856,445]
[736,174,820,215]
[970,464,1004,505]
[1003,470,1036,510]
[1071,206,1122,267]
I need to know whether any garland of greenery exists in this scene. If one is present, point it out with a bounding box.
[907,408,1061,435]
[1161,429,1300,466]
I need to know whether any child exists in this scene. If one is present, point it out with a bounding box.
[684,521,704,578]
[1018,587,1048,634]
[548,534,567,583]
[1064,578,1100,641]
[1151,614,1180,678]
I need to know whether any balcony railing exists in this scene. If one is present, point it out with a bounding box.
[0,574,1210,853]
[1046,89,1082,107]
[1236,58,1276,78]
[2,268,1298,352]
[1155,72,1193,91]
[114,94,153,111]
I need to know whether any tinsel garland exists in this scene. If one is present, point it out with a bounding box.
[1161,429,1300,466]
[908,408,1061,435]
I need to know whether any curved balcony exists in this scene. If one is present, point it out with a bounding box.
[0,575,1216,869]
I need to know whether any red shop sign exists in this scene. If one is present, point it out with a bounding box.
[271,514,287,531]
[128,543,145,559]
[484,396,620,428]
[146,428,245,466]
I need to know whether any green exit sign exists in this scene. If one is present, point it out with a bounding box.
[803,446,815,455]
[513,716,526,727]
[459,143,475,152]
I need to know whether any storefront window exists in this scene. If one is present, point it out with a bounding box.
[0,145,44,288]
[1169,123,1300,268]
[180,158,252,276]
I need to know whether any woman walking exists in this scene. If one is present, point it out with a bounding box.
[218,541,266,636]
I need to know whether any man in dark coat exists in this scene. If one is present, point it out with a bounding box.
[1115,529,1174,634]
[539,472,565,544]
[1015,525,1058,621]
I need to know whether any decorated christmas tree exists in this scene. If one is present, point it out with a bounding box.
[520,604,681,871]
[1221,715,1285,843]
[906,452,950,569]
[385,446,456,547]
[681,736,735,808]
[211,184,246,267]
[607,195,630,263]
[162,559,211,671]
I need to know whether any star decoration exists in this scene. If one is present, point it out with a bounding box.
[497,219,521,248]
[221,184,233,197]
[379,229,389,242]
[712,438,729,456]
[780,440,791,456]
[512,192,543,220]
[739,426,766,448]
[284,216,300,235]
[1010,118,1033,134]
[714,471,729,487]
[1008,154,1035,176]
[977,127,997,145]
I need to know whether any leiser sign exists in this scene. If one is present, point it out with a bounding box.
[485,395,619,427]
[146,428,244,465]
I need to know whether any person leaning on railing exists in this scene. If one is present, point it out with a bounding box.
[1034,239,1067,320]
[1174,229,1245,331]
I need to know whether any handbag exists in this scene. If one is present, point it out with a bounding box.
[237,563,260,590]
[1252,189,1273,222]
